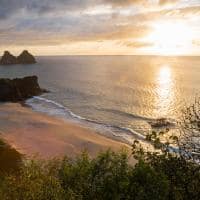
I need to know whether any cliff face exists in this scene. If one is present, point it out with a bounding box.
[0,51,18,65]
[0,50,36,65]
[17,50,36,64]
[0,76,46,102]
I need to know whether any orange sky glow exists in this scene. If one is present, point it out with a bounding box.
[0,0,199,56]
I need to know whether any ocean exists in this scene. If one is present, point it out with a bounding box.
[0,55,200,144]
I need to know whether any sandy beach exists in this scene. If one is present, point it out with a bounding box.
[0,103,131,159]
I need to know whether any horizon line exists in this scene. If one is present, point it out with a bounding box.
[35,54,200,57]
[0,53,200,57]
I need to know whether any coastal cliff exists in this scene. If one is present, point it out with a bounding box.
[0,76,46,102]
[0,50,36,65]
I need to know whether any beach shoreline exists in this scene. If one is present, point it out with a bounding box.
[0,103,131,159]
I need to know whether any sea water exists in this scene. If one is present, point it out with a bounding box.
[0,55,199,144]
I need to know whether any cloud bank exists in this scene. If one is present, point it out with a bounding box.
[0,0,199,55]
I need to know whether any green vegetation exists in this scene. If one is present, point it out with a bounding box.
[0,138,22,175]
[0,143,199,200]
[0,101,200,200]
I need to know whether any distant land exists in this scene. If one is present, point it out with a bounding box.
[0,76,47,102]
[0,50,36,65]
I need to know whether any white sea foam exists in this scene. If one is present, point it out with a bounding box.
[26,96,146,144]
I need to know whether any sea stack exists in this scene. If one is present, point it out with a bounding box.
[0,51,18,65]
[17,50,36,64]
[0,76,46,102]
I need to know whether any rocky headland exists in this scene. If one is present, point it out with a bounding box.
[0,76,47,102]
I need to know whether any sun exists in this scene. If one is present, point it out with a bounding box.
[158,66,171,85]
[147,21,193,55]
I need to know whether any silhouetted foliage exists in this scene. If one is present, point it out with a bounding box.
[179,98,200,162]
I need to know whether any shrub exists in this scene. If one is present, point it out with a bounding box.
[0,138,22,175]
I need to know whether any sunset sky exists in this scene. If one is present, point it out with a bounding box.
[0,0,199,55]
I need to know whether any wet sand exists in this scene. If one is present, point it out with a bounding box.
[0,103,131,159]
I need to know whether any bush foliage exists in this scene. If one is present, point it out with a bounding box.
[0,101,200,199]
[0,146,199,200]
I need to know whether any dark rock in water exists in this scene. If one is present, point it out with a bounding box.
[17,50,36,64]
[0,50,37,65]
[149,118,176,129]
[0,51,18,65]
[0,76,47,102]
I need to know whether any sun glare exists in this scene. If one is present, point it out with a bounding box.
[148,22,193,55]
[158,66,171,85]
[154,65,174,116]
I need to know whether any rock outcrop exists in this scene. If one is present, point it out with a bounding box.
[0,51,18,65]
[0,50,37,65]
[0,76,46,102]
[17,50,36,64]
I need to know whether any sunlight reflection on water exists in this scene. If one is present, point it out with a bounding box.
[0,56,200,139]
[154,65,175,117]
